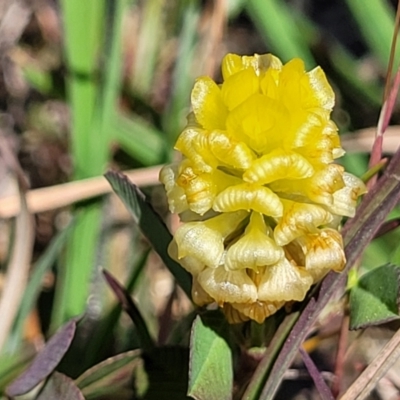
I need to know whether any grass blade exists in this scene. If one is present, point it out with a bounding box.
[8,220,76,351]
[56,0,127,326]
[345,0,398,69]
[246,0,314,68]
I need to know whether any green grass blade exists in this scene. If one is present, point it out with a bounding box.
[345,0,398,68]
[51,203,102,331]
[131,0,165,96]
[162,0,201,147]
[113,113,165,165]
[8,220,76,350]
[55,0,106,328]
[61,0,106,179]
[56,0,127,328]
[246,0,315,68]
[95,0,127,167]
[330,43,383,107]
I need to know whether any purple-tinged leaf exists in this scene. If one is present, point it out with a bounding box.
[299,348,334,400]
[6,318,79,397]
[36,372,84,400]
[102,269,154,352]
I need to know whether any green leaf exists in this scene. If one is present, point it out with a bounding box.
[188,314,233,400]
[75,350,141,399]
[349,264,400,330]
[104,171,192,299]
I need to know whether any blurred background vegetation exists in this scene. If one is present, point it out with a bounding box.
[0,0,400,398]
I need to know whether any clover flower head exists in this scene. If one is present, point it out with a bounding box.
[160,53,366,324]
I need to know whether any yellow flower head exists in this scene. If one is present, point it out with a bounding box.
[160,53,366,324]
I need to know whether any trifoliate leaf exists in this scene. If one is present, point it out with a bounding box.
[349,264,400,330]
[189,313,233,400]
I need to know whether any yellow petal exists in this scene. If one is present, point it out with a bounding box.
[222,303,250,324]
[307,164,346,205]
[191,77,228,130]
[226,93,288,152]
[221,53,245,80]
[329,173,367,217]
[174,222,224,268]
[260,68,280,99]
[208,130,256,170]
[198,266,257,304]
[176,160,241,215]
[272,164,345,206]
[243,149,314,184]
[176,161,216,215]
[159,163,189,214]
[258,258,313,302]
[168,240,205,275]
[175,127,216,173]
[213,183,283,217]
[229,301,285,324]
[221,53,282,80]
[174,211,248,268]
[304,66,335,111]
[296,229,346,282]
[192,277,213,306]
[178,209,219,223]
[221,68,260,111]
[278,58,304,109]
[274,200,333,246]
[226,212,284,270]
[241,53,282,76]
[287,114,341,165]
[285,112,323,148]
